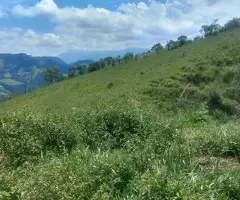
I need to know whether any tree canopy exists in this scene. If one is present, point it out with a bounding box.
[151,43,163,54]
[43,67,64,84]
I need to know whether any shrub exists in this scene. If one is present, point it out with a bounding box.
[106,82,114,89]
[225,86,240,103]
[0,110,77,167]
[223,70,235,84]
[185,71,214,86]
[75,108,150,150]
[207,91,237,116]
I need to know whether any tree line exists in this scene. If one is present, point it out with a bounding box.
[43,17,240,85]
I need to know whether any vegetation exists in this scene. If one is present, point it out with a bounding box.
[1,18,240,199]
[43,67,65,84]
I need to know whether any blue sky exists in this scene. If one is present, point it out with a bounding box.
[0,0,239,58]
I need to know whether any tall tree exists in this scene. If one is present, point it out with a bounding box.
[76,66,85,75]
[68,67,76,78]
[123,52,134,63]
[177,36,188,46]
[200,19,221,37]
[151,43,163,54]
[166,40,174,51]
[43,67,63,84]
[117,56,121,64]
[222,18,240,32]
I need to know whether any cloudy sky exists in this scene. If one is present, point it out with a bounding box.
[0,0,239,57]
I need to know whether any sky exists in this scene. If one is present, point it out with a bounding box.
[0,0,239,57]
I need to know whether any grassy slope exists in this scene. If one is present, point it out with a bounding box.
[0,30,240,199]
[2,30,239,113]
[0,34,226,111]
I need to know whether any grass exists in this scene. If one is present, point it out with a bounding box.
[0,29,240,199]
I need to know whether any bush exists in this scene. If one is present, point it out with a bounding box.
[75,108,150,150]
[0,110,77,167]
[185,71,214,86]
[207,91,237,116]
[223,70,235,84]
[106,82,114,89]
[225,86,240,103]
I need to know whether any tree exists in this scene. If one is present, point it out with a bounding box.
[177,36,188,46]
[194,35,202,42]
[123,52,134,63]
[88,62,101,73]
[151,43,163,54]
[103,57,114,66]
[200,19,221,37]
[43,67,63,84]
[112,59,115,67]
[117,56,121,64]
[99,59,105,69]
[142,52,146,59]
[68,67,76,78]
[221,18,240,32]
[166,40,174,51]
[76,66,85,75]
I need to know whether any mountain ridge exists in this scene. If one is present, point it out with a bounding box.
[0,53,94,99]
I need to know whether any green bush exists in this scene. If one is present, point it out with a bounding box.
[0,110,77,167]
[223,70,236,84]
[206,91,237,116]
[75,108,149,150]
[185,71,214,86]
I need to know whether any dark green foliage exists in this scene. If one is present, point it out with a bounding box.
[123,52,134,63]
[194,35,203,41]
[151,43,163,54]
[201,19,221,37]
[106,81,114,89]
[76,108,148,150]
[223,70,236,84]
[185,71,215,86]
[0,110,77,167]
[178,35,188,46]
[207,91,237,116]
[225,87,240,104]
[68,67,77,78]
[220,18,240,32]
[43,67,64,84]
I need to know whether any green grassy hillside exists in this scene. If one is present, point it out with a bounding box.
[0,30,240,199]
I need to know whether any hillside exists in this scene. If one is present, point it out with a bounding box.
[0,29,240,199]
[0,53,93,99]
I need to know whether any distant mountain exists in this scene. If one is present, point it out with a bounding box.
[58,48,147,63]
[0,53,70,99]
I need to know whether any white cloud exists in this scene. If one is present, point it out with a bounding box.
[0,28,65,56]
[0,0,238,56]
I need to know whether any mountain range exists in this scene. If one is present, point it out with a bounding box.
[0,53,93,101]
